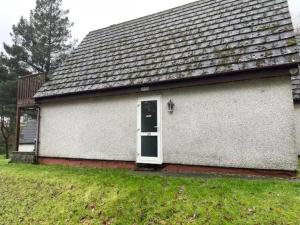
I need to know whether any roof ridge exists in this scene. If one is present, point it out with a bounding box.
[72,8,291,58]
[87,0,211,35]
[81,0,286,48]
[87,0,285,40]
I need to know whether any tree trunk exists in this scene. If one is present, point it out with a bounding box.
[4,138,9,159]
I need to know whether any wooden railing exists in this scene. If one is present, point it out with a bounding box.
[17,74,46,108]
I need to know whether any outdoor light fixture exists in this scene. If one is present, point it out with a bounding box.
[167,99,175,113]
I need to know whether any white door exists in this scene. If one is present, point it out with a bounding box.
[137,96,162,164]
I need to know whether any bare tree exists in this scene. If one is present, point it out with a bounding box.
[0,111,14,159]
[0,55,17,159]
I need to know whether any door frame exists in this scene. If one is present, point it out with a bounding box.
[136,95,163,164]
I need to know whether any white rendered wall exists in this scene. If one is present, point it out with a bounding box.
[39,94,137,161]
[293,104,300,156]
[39,76,298,170]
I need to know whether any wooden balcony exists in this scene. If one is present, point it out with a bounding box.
[17,74,46,108]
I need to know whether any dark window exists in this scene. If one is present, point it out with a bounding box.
[141,101,157,132]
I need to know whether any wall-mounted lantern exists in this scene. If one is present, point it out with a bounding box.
[167,99,175,114]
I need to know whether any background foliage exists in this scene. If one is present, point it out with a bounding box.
[0,0,75,158]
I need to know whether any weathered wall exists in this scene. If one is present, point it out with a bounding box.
[39,76,298,171]
[293,104,300,156]
[11,151,36,164]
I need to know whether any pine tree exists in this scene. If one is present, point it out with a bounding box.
[0,0,75,158]
[3,0,75,76]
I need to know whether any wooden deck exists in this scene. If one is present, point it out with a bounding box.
[15,73,45,152]
[17,74,46,108]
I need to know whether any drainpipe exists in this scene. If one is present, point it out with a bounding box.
[35,106,41,164]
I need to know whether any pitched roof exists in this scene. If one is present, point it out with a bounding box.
[35,0,300,99]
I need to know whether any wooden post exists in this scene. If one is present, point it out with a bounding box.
[15,107,21,152]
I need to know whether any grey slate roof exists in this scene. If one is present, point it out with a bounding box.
[35,0,300,98]
[19,119,37,144]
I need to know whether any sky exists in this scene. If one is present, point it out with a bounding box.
[0,0,300,52]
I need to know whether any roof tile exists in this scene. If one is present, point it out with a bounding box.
[35,0,299,98]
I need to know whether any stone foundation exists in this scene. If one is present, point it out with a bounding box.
[11,151,36,164]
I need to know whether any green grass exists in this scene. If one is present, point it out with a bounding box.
[0,155,300,225]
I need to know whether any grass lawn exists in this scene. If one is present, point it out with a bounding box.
[0,156,299,225]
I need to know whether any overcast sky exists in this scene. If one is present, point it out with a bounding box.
[0,0,300,52]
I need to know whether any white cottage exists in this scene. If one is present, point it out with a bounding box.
[19,0,300,176]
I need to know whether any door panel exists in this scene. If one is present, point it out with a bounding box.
[141,136,158,157]
[137,96,162,164]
